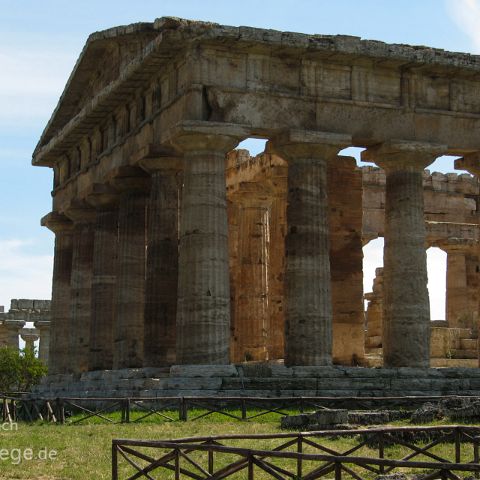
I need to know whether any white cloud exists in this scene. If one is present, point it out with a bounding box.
[0,47,75,126]
[0,239,53,310]
[446,0,480,53]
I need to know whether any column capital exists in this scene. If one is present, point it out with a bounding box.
[362,140,446,171]
[164,121,251,154]
[455,152,480,177]
[85,184,120,210]
[268,130,351,161]
[107,166,151,193]
[64,201,97,225]
[137,147,184,174]
[34,319,51,330]
[41,212,74,234]
[21,328,39,342]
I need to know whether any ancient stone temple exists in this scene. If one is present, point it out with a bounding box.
[32,18,480,397]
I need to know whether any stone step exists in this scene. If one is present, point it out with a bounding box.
[430,358,477,368]
[450,349,478,359]
[460,339,478,350]
[365,347,382,355]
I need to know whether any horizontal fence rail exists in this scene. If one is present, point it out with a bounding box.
[112,425,480,479]
[2,395,480,425]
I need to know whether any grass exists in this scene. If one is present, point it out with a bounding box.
[0,409,478,479]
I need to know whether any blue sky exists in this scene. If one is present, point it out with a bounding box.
[0,0,479,317]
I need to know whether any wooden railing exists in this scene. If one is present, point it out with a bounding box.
[112,426,480,479]
[3,395,480,425]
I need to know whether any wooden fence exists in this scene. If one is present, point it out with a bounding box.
[112,425,480,479]
[2,395,480,425]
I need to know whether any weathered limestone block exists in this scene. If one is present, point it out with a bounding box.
[281,409,348,429]
[170,364,239,377]
[270,130,351,366]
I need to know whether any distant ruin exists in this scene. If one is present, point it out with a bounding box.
[0,299,51,364]
[31,18,480,396]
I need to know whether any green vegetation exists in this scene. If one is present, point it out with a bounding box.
[0,347,47,393]
[0,411,477,479]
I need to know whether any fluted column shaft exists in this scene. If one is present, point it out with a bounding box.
[68,219,95,373]
[171,131,242,364]
[113,190,147,369]
[41,213,73,374]
[89,207,118,370]
[35,321,51,366]
[270,131,350,366]
[142,158,182,367]
[363,141,444,368]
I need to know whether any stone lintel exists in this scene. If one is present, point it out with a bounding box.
[41,212,74,234]
[362,140,446,171]
[107,166,151,193]
[3,319,26,330]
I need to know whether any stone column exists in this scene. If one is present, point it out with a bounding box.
[41,212,74,374]
[437,239,477,328]
[86,185,120,371]
[34,320,51,365]
[169,124,247,364]
[269,130,351,366]
[362,141,444,368]
[140,155,183,367]
[109,168,150,369]
[65,205,96,374]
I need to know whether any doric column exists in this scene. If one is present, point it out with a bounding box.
[140,154,183,367]
[34,320,51,365]
[168,123,248,364]
[437,239,476,328]
[86,185,120,371]
[363,141,445,368]
[41,212,74,374]
[65,205,96,374]
[109,168,150,369]
[269,130,351,366]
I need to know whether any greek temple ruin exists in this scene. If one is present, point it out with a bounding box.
[32,18,480,397]
[0,300,51,364]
